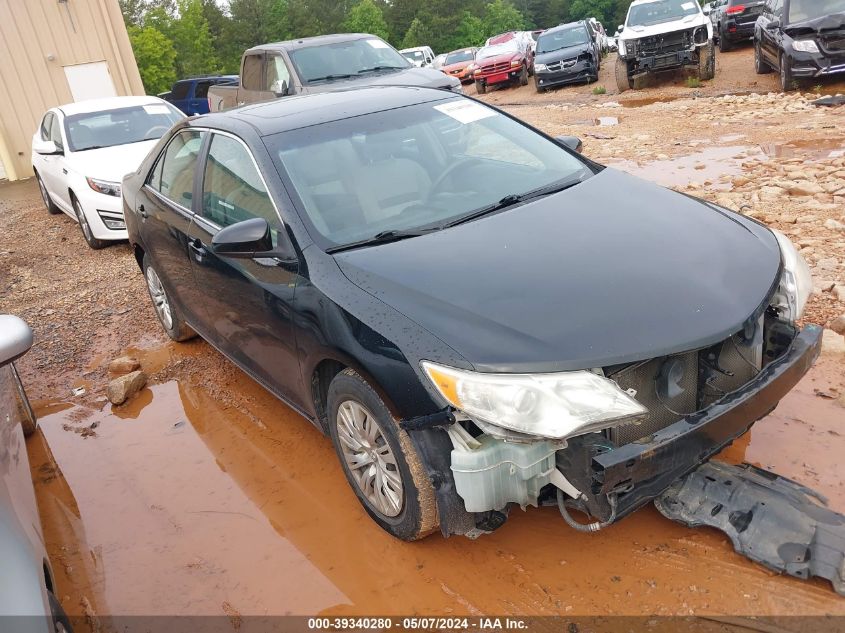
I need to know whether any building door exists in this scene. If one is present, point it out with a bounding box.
[63,62,117,102]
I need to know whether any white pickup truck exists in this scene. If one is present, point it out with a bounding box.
[615,0,715,91]
[208,33,460,112]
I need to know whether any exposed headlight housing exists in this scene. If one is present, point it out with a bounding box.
[770,229,813,323]
[421,362,647,440]
[618,39,627,56]
[792,39,819,54]
[87,177,121,197]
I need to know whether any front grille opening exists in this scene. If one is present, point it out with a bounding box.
[604,321,764,446]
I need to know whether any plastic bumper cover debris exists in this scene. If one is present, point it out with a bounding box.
[656,461,844,597]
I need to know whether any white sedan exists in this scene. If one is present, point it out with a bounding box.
[31,96,184,249]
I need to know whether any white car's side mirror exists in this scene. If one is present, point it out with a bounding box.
[33,138,60,155]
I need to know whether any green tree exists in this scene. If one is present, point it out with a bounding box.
[567,0,616,25]
[455,10,485,47]
[483,0,525,36]
[401,15,435,48]
[171,0,219,77]
[344,0,390,39]
[128,24,177,94]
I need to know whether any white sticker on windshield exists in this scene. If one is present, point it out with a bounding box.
[681,2,695,9]
[143,104,171,115]
[366,39,390,49]
[434,101,497,124]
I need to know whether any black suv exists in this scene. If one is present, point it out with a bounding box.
[712,0,766,51]
[534,22,600,91]
[754,0,845,91]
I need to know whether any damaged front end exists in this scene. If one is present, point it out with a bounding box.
[406,229,821,539]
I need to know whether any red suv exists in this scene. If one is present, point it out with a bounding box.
[473,35,535,94]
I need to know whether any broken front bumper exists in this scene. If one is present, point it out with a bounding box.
[594,324,823,521]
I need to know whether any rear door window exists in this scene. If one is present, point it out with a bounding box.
[150,130,206,208]
[242,54,264,91]
[200,133,277,228]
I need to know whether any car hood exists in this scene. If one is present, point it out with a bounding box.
[784,12,845,35]
[620,13,708,40]
[476,52,521,65]
[334,168,782,373]
[536,43,592,64]
[67,140,159,182]
[306,67,459,92]
[443,61,473,72]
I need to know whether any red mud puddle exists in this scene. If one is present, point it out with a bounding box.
[28,346,845,628]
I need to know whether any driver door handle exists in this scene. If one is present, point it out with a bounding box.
[138,204,149,219]
[189,238,209,262]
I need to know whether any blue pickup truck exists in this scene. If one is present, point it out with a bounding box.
[159,75,238,115]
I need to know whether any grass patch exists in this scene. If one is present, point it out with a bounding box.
[592,85,607,95]
[686,76,702,88]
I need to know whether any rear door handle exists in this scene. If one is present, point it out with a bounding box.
[138,204,149,219]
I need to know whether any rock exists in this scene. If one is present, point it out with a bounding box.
[817,258,840,271]
[787,181,824,196]
[822,329,845,357]
[830,314,845,336]
[107,370,147,405]
[835,285,845,302]
[796,215,817,223]
[815,279,836,292]
[108,355,140,374]
[824,218,845,231]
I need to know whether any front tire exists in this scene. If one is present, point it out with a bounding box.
[327,369,438,541]
[698,41,715,81]
[36,172,61,215]
[519,67,529,86]
[718,26,731,52]
[72,196,107,249]
[142,254,196,342]
[475,80,486,94]
[615,57,632,92]
[779,53,795,91]
[754,39,772,74]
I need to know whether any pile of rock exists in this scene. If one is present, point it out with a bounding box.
[106,355,147,405]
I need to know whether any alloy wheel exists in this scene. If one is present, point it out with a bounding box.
[74,200,93,242]
[336,400,403,517]
[145,265,174,331]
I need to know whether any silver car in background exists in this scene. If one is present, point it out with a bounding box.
[0,315,71,632]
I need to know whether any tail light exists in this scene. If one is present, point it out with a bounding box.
[726,5,745,14]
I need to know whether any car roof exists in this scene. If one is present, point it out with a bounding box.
[57,95,168,116]
[196,86,457,137]
[400,46,430,52]
[544,21,587,35]
[247,33,380,54]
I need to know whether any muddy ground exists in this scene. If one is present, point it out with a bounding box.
[2,45,845,630]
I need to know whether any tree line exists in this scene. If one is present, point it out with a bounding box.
[121,0,639,94]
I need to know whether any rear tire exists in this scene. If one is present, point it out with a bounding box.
[36,172,61,215]
[615,56,632,92]
[754,39,772,74]
[698,41,715,81]
[475,80,486,94]
[327,369,438,541]
[142,254,197,342]
[72,196,107,249]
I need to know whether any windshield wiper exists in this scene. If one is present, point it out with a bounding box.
[326,227,439,253]
[309,74,354,82]
[358,66,406,74]
[442,176,586,229]
[76,145,106,151]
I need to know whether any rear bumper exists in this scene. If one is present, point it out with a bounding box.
[594,324,823,520]
[723,20,755,41]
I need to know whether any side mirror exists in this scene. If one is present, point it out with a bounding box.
[0,315,34,367]
[703,7,711,15]
[271,79,289,97]
[211,217,296,261]
[33,138,61,155]
[766,19,781,30]
[618,25,624,33]
[555,135,583,153]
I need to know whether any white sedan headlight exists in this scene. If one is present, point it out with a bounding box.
[792,39,819,54]
[771,229,813,323]
[87,177,121,197]
[421,361,647,440]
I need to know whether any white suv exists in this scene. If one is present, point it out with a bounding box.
[615,0,715,92]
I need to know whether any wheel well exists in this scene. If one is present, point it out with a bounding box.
[132,243,145,271]
[311,359,346,429]
[43,561,54,594]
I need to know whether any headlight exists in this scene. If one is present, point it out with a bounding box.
[87,177,121,197]
[618,39,627,56]
[511,59,522,67]
[770,230,813,323]
[535,63,547,72]
[421,361,647,440]
[792,39,819,53]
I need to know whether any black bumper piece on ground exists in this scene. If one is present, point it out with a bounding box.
[656,461,845,597]
[594,324,823,520]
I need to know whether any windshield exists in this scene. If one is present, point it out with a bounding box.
[267,98,591,249]
[537,27,590,53]
[290,38,410,83]
[478,41,519,59]
[445,50,474,64]
[627,0,700,27]
[64,104,183,152]
[403,50,425,62]
[788,0,845,23]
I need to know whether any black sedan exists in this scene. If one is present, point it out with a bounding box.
[755,0,845,90]
[123,86,820,541]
